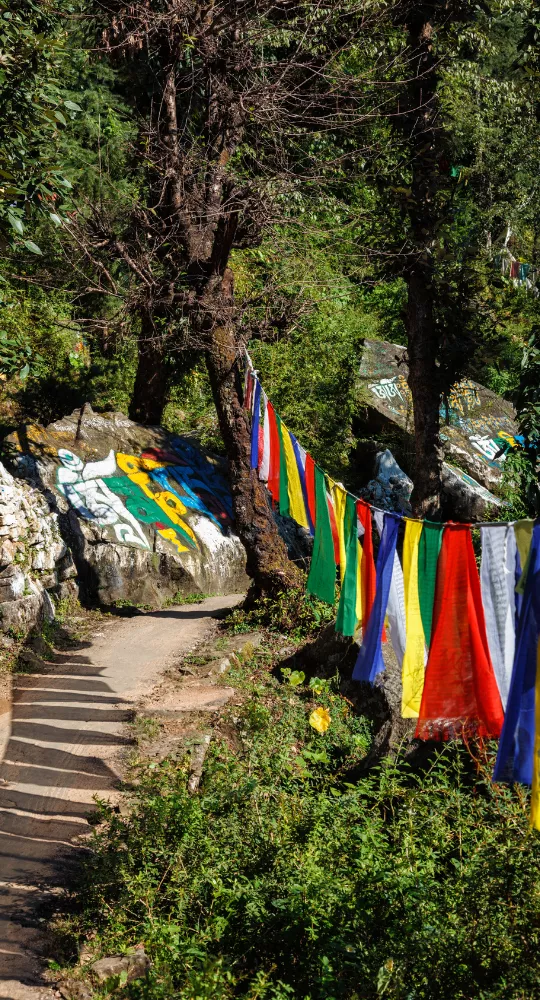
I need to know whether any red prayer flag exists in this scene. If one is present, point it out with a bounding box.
[357,499,377,631]
[267,402,280,504]
[416,523,504,740]
[305,454,316,528]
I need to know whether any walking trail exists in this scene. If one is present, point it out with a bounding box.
[0,594,242,1000]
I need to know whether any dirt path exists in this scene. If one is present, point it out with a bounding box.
[0,595,243,1000]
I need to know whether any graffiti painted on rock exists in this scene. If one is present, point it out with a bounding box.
[56,441,234,554]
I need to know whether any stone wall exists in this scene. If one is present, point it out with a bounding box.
[0,462,76,633]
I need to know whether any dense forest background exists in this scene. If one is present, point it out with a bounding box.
[3,0,540,512]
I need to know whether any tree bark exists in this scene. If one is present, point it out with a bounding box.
[407,269,443,517]
[129,309,169,426]
[205,317,303,595]
[404,16,444,518]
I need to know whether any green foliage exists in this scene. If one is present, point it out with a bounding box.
[67,659,540,1000]
[229,588,336,641]
[0,328,32,381]
[0,0,81,245]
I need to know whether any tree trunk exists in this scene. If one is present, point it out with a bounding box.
[205,321,303,595]
[129,310,169,426]
[407,269,443,517]
[405,16,443,518]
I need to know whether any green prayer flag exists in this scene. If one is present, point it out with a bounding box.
[276,413,289,517]
[306,467,336,605]
[336,493,358,636]
[417,521,444,646]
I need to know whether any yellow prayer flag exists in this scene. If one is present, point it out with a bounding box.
[330,481,348,582]
[401,520,426,719]
[281,422,309,530]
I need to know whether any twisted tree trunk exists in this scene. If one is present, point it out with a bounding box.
[205,313,303,595]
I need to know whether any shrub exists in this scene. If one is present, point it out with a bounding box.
[69,665,540,1000]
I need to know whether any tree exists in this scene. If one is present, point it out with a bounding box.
[58,0,390,593]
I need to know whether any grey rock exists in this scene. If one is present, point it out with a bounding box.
[5,406,249,608]
[90,949,151,983]
[358,339,514,518]
[0,594,42,631]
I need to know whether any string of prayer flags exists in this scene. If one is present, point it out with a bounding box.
[416,524,504,740]
[243,359,540,824]
[493,524,540,825]
[352,512,400,684]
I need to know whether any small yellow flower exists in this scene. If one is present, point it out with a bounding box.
[309,706,331,733]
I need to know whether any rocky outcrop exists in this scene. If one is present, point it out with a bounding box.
[0,462,71,634]
[5,406,248,613]
[358,339,518,517]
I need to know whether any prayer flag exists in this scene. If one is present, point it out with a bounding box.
[331,482,348,583]
[276,413,290,517]
[336,493,359,637]
[374,511,406,667]
[305,453,316,529]
[417,521,444,648]
[416,524,503,740]
[291,434,314,535]
[281,423,310,530]
[266,402,280,504]
[258,392,270,481]
[493,524,540,793]
[250,378,261,470]
[306,467,336,605]
[357,500,377,629]
[480,524,517,710]
[352,512,400,683]
[401,519,426,718]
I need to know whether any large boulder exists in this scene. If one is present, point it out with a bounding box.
[357,339,519,516]
[5,406,248,608]
[0,463,65,635]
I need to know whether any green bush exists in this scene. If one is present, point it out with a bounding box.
[229,588,337,640]
[69,665,540,1000]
